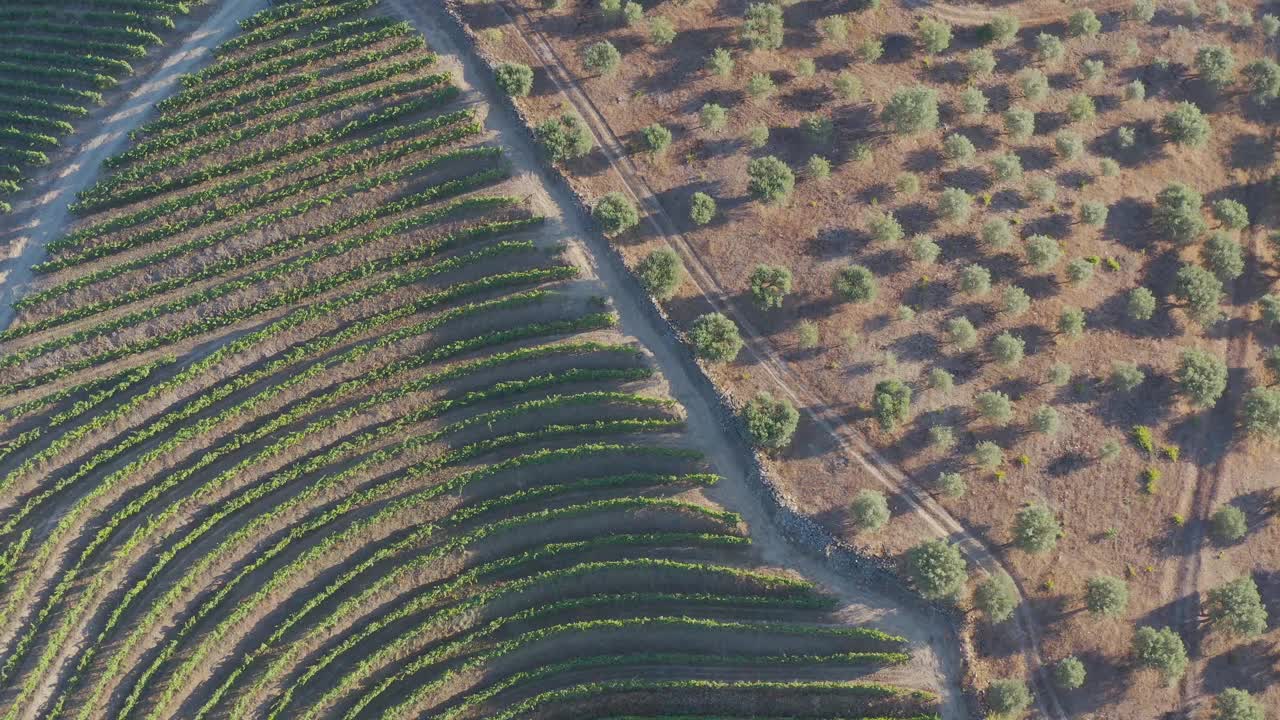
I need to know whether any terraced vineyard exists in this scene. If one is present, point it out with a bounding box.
[0,1,949,718]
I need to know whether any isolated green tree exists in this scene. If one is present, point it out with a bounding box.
[987,679,1032,716]
[1211,505,1248,543]
[1085,575,1129,617]
[535,113,594,162]
[1055,656,1087,690]
[850,489,891,531]
[1067,93,1097,122]
[975,572,1019,623]
[742,392,799,449]
[1002,286,1031,317]
[689,312,743,362]
[1177,348,1228,407]
[1036,32,1064,63]
[1242,58,1280,103]
[640,123,673,154]
[1013,504,1061,553]
[972,440,1004,470]
[700,102,728,132]
[1056,131,1085,160]
[583,40,622,75]
[1212,688,1265,720]
[593,192,639,236]
[746,156,794,203]
[1163,102,1211,146]
[882,86,939,135]
[1066,258,1095,286]
[1242,387,1280,438]
[943,133,976,163]
[867,210,904,246]
[743,2,784,50]
[1019,69,1049,100]
[1128,287,1157,321]
[689,192,716,225]
[984,14,1019,45]
[1112,361,1146,392]
[748,264,793,309]
[1205,576,1268,637]
[935,471,966,497]
[649,16,676,45]
[966,48,996,80]
[1031,404,1060,434]
[636,248,684,300]
[947,316,978,350]
[1058,307,1086,339]
[1133,626,1188,685]
[872,379,912,431]
[494,62,534,96]
[833,265,877,303]
[905,539,968,600]
[706,47,734,76]
[910,234,941,264]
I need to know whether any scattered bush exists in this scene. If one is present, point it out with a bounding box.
[700,102,728,133]
[742,2,784,51]
[938,187,972,223]
[1002,286,1031,316]
[872,379,913,431]
[1163,102,1211,147]
[905,539,968,600]
[1205,576,1268,637]
[536,113,594,162]
[851,489,891,531]
[959,264,992,296]
[917,16,953,54]
[640,123,673,154]
[1026,234,1062,270]
[706,47,734,76]
[1013,504,1061,553]
[1004,107,1036,140]
[743,392,799,449]
[987,679,1032,716]
[636,248,684,300]
[748,264,793,309]
[1174,263,1224,325]
[1111,361,1146,392]
[1055,656,1087,690]
[976,390,1014,425]
[1154,183,1206,243]
[975,573,1019,623]
[689,192,716,225]
[1211,505,1248,543]
[494,62,534,97]
[746,156,794,203]
[689,312,743,362]
[1058,307,1086,339]
[947,316,978,349]
[1211,688,1265,720]
[1068,8,1102,36]
[1211,199,1249,230]
[1086,575,1129,617]
[882,86,939,135]
[583,40,622,75]
[1133,626,1188,685]
[593,192,640,236]
[833,265,876,302]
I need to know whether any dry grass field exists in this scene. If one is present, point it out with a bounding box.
[455,0,1280,716]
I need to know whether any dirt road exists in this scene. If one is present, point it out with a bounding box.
[0,0,270,336]
[390,0,973,716]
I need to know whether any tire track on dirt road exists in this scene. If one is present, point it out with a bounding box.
[395,0,972,717]
[0,0,271,336]
[457,1,1071,718]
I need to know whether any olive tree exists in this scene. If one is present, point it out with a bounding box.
[1212,199,1249,230]
[982,218,1015,249]
[742,392,800,449]
[742,2,784,50]
[938,187,972,223]
[917,16,952,54]
[1019,69,1049,100]
[872,379,912,431]
[1013,504,1061,553]
[867,210,904,246]
[748,264,793,310]
[535,112,594,162]
[1058,307,1086,339]
[1154,183,1206,244]
[1055,656,1087,690]
[636,248,684,300]
[974,572,1019,623]
[1133,626,1188,685]
[972,440,1004,470]
[1067,93,1096,122]
[1205,576,1268,637]
[593,192,640,236]
[1002,286,1031,316]
[583,40,622,75]
[1177,348,1228,407]
[649,16,676,45]
[1163,102,1211,147]
[1085,575,1129,617]
[1242,387,1280,438]
[1026,234,1062,270]
[706,47,734,76]
[1080,201,1108,226]
[746,156,794,203]
[976,390,1014,425]
[494,62,534,96]
[700,102,728,132]
[1211,505,1248,543]
[1055,131,1085,160]
[1031,404,1060,434]
[1004,107,1036,140]
[882,86,939,135]
[1174,263,1224,325]
[1212,688,1265,720]
[983,14,1019,46]
[947,316,978,349]
[986,679,1032,716]
[807,153,832,179]
[851,489,891,531]
[1068,8,1102,36]
[990,153,1023,182]
[991,331,1026,367]
[905,539,968,600]
[910,234,941,264]
[935,470,967,497]
[833,265,877,303]
[689,312,743,362]
[640,123,673,154]
[958,264,991,295]
[1195,45,1236,90]
[689,191,716,225]
[943,133,976,163]
[1111,361,1146,392]
[1066,258,1095,285]
[1242,58,1280,103]
[1036,32,1064,63]
[1128,287,1157,320]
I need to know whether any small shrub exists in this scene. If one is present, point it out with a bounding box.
[1131,0,1157,22]
[1019,69,1049,101]
[867,210,904,246]
[984,14,1019,46]
[817,15,848,44]
[746,124,769,149]
[746,72,775,101]
[1211,688,1265,720]
[833,265,877,303]
[929,370,955,393]
[1080,201,1108,226]
[1174,263,1224,325]
[1100,158,1120,176]
[896,173,921,196]
[1031,404,1060,434]
[1195,45,1236,90]
[1202,232,1244,281]
[851,489,891,531]
[1081,58,1105,83]
[801,114,834,145]
[494,62,534,96]
[689,192,717,225]
[966,49,996,79]
[746,156,794,203]
[1036,32,1065,63]
[1066,258,1095,285]
[649,16,676,45]
[1027,176,1056,203]
[743,392,800,449]
[857,38,884,63]
[593,192,639,236]
[748,264,793,309]
[689,312,743,362]
[795,58,816,78]
[636,248,684,300]
[1243,58,1280,104]
[1242,387,1280,438]
[1099,439,1122,462]
[1125,79,1146,102]
[1132,424,1155,454]
[796,320,820,348]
